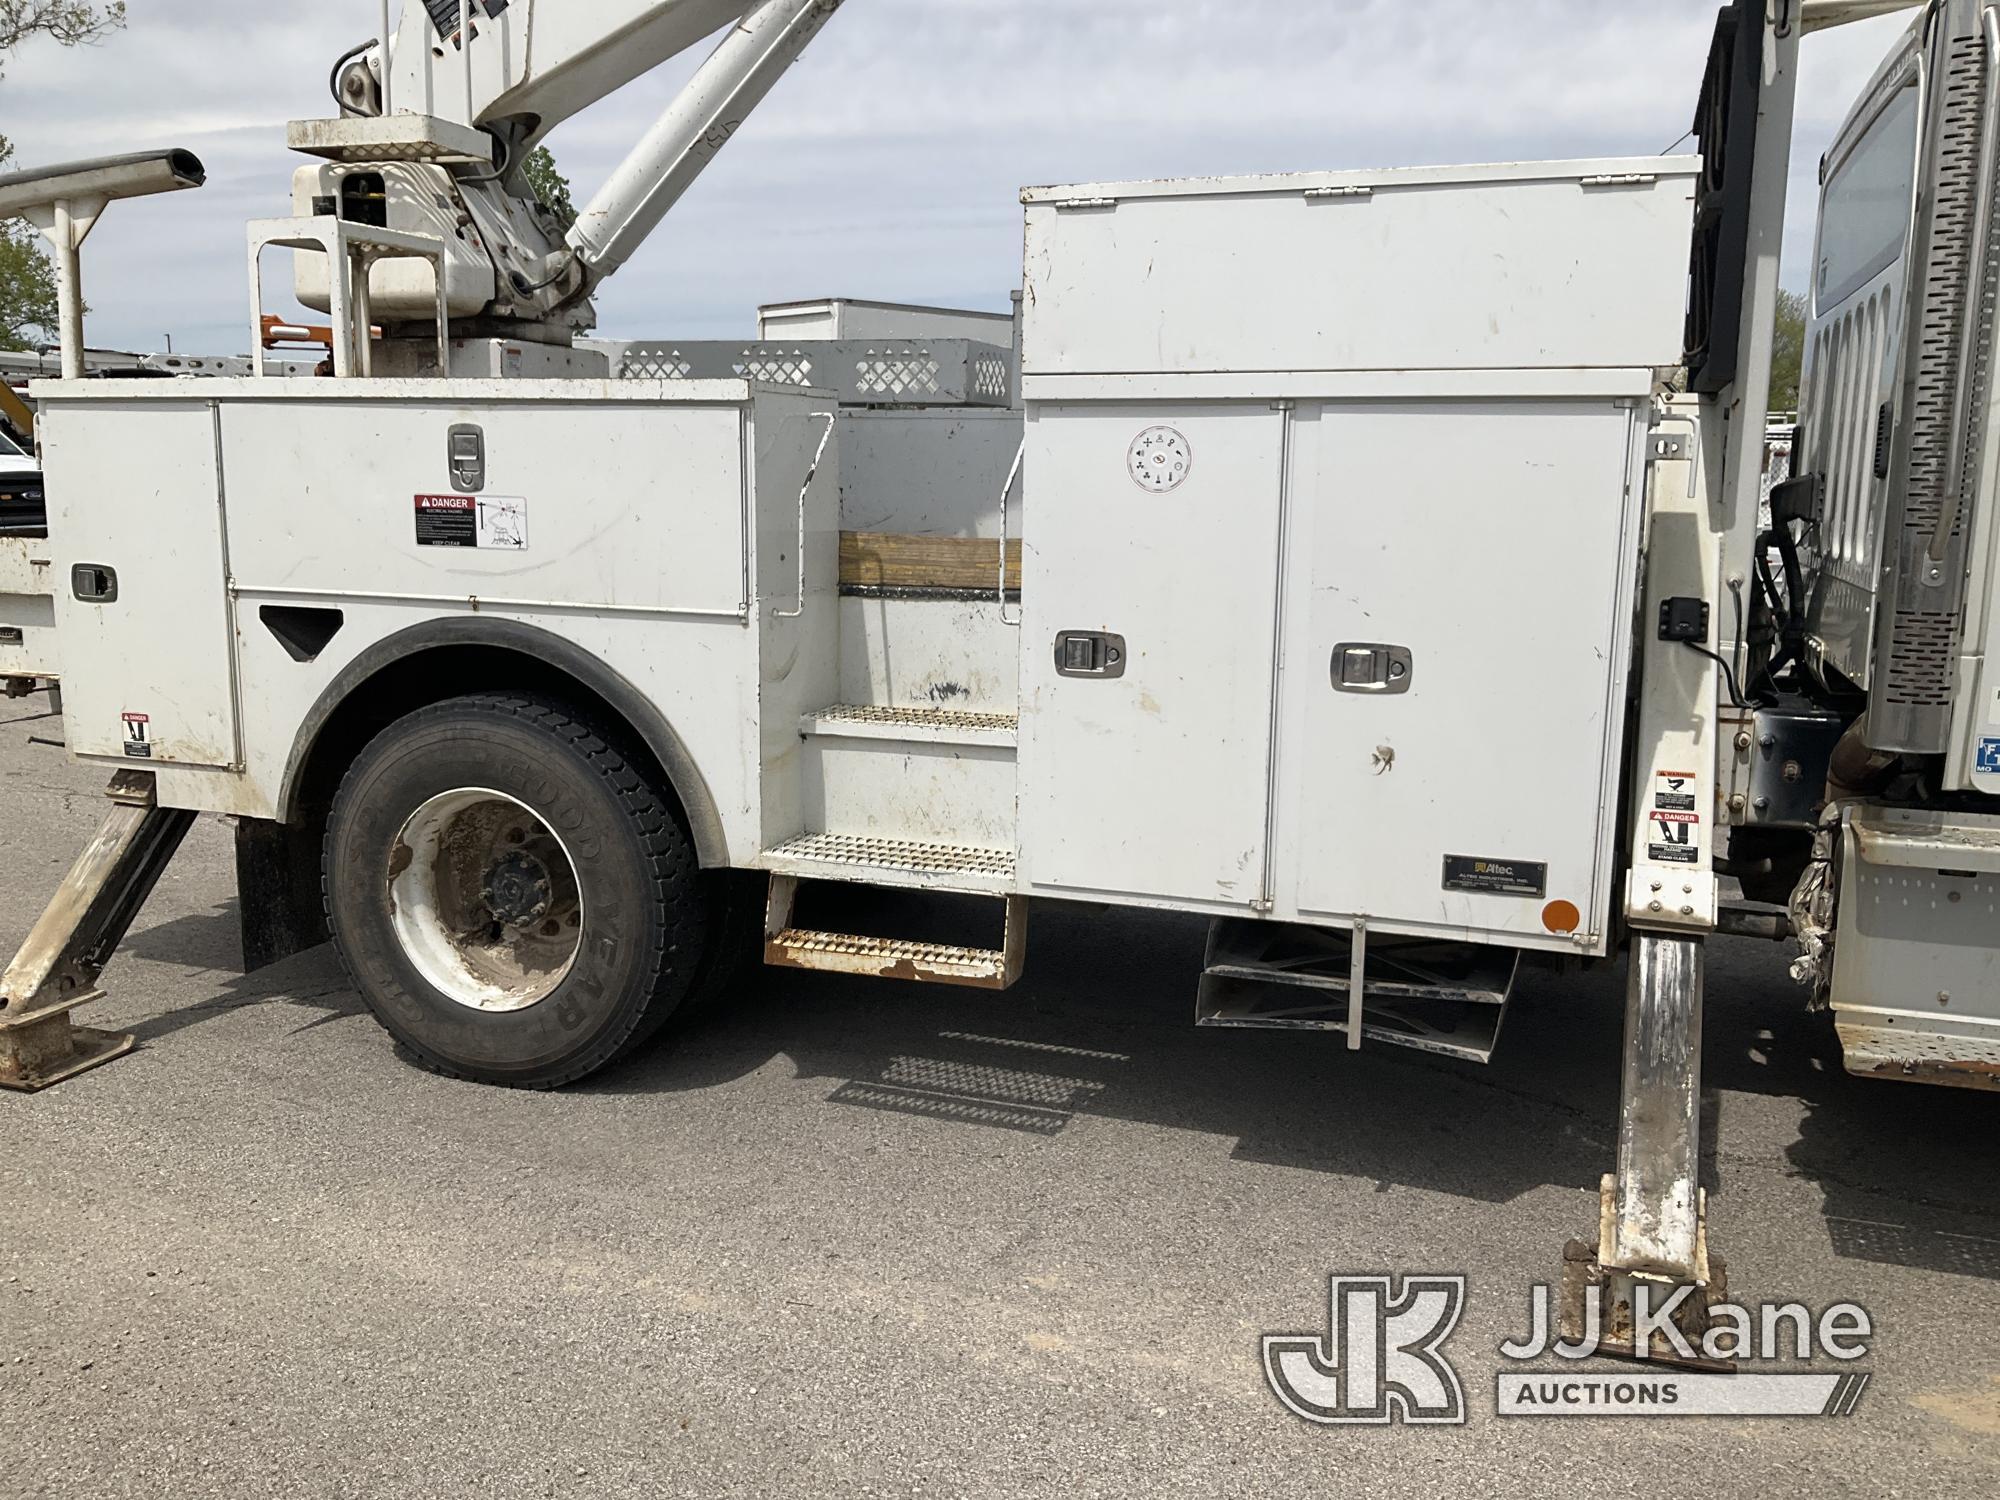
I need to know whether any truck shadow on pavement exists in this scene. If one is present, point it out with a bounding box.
[119,901,366,1045]
[605,901,2000,1279]
[115,893,1999,1280]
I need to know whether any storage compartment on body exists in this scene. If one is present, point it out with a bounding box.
[1016,159,1689,949]
[40,398,238,768]
[1021,158,1698,380]
[0,534,58,682]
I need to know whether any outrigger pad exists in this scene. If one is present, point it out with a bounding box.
[0,998,134,1093]
[0,769,194,1092]
[1558,1175,1733,1370]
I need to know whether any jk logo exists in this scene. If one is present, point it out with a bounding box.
[1263,1275,1467,1426]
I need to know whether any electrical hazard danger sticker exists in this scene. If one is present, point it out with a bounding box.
[121,712,151,760]
[414,494,529,550]
[1648,809,1701,865]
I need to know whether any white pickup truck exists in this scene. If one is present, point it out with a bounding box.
[0,426,42,534]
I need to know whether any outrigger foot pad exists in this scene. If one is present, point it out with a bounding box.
[1559,1174,1732,1370]
[0,770,194,1093]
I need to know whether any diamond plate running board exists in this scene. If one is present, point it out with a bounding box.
[762,876,1025,991]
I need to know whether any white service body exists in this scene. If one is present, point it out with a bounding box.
[29,154,1698,964]
[1016,158,1698,951]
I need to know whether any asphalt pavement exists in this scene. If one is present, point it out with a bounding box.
[2,692,1996,1497]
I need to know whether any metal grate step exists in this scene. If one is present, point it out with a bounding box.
[766,929,1016,989]
[763,832,1017,893]
[1195,918,1517,1064]
[800,704,1018,747]
[287,115,496,165]
[762,877,1025,991]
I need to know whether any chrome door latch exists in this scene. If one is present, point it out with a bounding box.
[1054,631,1126,679]
[1331,643,1412,694]
[448,423,486,493]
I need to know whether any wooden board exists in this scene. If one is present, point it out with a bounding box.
[841,531,1022,593]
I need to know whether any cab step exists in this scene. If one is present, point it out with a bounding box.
[1196,917,1517,1063]
[800,703,1018,747]
[761,831,1016,894]
[762,874,1026,990]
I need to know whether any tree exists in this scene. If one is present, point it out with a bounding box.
[0,4,126,347]
[1769,288,1807,416]
[0,136,59,351]
[521,146,576,228]
[0,1,125,76]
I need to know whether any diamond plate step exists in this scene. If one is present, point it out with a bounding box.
[762,877,1025,991]
[800,704,1018,748]
[762,832,1016,894]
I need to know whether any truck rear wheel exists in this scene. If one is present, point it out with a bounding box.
[323,692,710,1088]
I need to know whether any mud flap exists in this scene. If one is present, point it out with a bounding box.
[235,817,330,973]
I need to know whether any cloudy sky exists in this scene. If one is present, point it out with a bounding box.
[1,0,1914,355]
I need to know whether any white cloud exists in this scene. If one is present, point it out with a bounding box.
[0,0,1921,352]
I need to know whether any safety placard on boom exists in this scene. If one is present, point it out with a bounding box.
[414,494,530,551]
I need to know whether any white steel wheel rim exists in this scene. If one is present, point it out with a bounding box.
[387,788,585,1013]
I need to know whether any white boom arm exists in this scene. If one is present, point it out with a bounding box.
[1800,0,1921,30]
[386,0,763,137]
[339,0,845,318]
[567,0,843,282]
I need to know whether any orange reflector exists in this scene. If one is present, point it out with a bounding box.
[1542,900,1582,935]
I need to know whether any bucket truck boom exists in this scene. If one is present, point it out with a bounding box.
[288,0,844,367]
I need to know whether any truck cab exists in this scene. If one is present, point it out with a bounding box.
[1781,0,2000,1083]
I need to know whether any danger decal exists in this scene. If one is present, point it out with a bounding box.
[414,494,529,551]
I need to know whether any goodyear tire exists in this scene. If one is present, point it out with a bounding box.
[323,693,710,1088]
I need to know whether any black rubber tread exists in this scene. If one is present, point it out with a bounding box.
[619,871,763,1061]
[322,691,710,1089]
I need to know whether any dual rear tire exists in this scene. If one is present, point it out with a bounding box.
[323,693,724,1089]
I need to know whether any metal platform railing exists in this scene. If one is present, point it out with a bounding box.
[595,338,1015,407]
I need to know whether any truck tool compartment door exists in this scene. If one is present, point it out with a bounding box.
[44,400,239,769]
[1276,401,1642,946]
[1019,403,1284,906]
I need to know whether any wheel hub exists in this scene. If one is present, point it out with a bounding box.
[386,788,585,1013]
[482,851,552,926]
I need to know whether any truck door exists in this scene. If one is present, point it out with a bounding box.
[43,400,240,770]
[1276,400,1644,944]
[1018,403,1284,906]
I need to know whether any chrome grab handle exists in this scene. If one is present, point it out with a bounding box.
[775,411,836,620]
[998,438,1024,627]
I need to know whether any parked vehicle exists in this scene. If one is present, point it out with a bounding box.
[0,0,1983,1356]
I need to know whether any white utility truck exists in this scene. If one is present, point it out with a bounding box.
[0,0,1988,1351]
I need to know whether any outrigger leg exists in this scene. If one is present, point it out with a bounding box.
[0,769,194,1091]
[1561,932,1729,1364]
